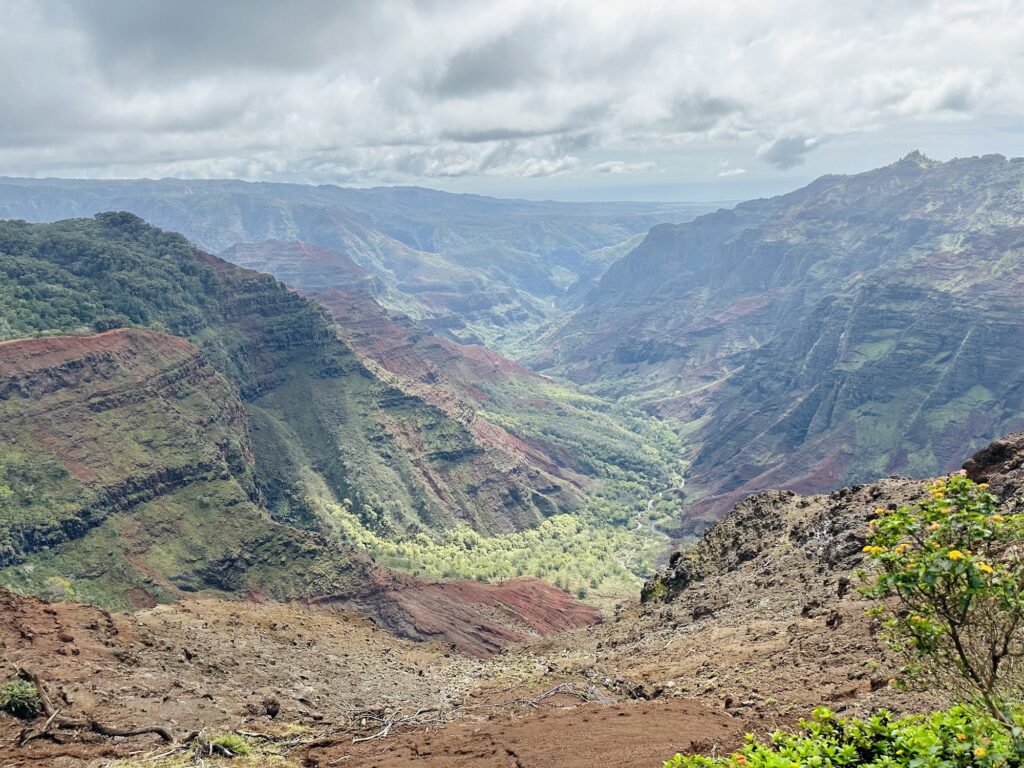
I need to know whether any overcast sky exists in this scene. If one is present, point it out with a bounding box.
[1,0,1022,201]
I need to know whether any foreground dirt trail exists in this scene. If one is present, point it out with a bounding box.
[305,698,740,768]
[0,588,739,767]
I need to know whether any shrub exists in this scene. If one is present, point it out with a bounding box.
[0,678,42,719]
[859,474,1024,725]
[210,733,251,757]
[664,706,1024,768]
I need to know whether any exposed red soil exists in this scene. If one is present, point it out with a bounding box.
[0,327,190,379]
[316,576,602,659]
[306,697,741,768]
[0,587,729,768]
[312,288,540,404]
[0,588,483,765]
[220,240,382,294]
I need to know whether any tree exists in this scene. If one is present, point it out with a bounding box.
[860,474,1024,728]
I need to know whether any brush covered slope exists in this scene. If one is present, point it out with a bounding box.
[0,213,577,535]
[0,326,361,609]
[519,432,1024,724]
[0,309,605,651]
[0,214,679,609]
[0,177,716,352]
[538,152,1024,521]
[305,284,686,598]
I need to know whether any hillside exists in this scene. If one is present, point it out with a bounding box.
[4,433,1020,767]
[0,214,686,608]
[517,432,1024,728]
[538,153,1024,521]
[0,324,607,655]
[0,214,580,534]
[0,177,716,353]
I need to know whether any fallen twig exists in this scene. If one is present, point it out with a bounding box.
[9,663,175,745]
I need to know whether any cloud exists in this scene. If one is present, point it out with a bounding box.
[430,23,548,97]
[756,136,824,170]
[718,167,747,177]
[0,0,1020,188]
[592,160,658,174]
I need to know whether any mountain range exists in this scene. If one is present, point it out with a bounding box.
[0,212,681,616]
[0,177,715,354]
[1,152,1022,600]
[536,152,1024,525]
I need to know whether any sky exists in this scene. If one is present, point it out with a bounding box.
[1,0,1023,201]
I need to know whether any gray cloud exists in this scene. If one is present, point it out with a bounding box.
[68,0,384,82]
[757,136,824,169]
[431,24,547,97]
[666,93,745,133]
[0,0,1020,195]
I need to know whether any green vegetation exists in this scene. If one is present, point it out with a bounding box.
[0,678,41,719]
[210,733,252,757]
[0,214,689,608]
[0,212,217,342]
[860,475,1024,726]
[298,466,676,609]
[664,706,1024,768]
[670,474,1024,768]
[477,375,685,486]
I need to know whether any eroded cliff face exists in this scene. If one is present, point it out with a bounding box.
[0,329,253,566]
[0,327,376,609]
[0,327,600,650]
[0,215,594,541]
[539,153,1024,517]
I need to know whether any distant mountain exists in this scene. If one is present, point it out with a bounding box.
[0,214,682,608]
[0,177,716,352]
[220,239,385,296]
[538,153,1024,524]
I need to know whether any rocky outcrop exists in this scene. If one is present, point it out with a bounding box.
[963,431,1024,503]
[644,431,1024,608]
[515,434,1024,721]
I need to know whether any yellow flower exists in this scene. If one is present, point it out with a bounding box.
[991,515,1006,523]
[956,733,967,741]
[948,550,965,560]
[978,483,989,489]
[862,545,886,555]
[910,615,924,623]
[894,543,909,554]
[978,562,994,575]
[928,522,942,531]
[975,747,987,758]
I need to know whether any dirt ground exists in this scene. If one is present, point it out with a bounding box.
[0,588,743,768]
[308,698,741,768]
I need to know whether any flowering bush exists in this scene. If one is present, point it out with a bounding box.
[859,474,1024,725]
[664,707,1023,768]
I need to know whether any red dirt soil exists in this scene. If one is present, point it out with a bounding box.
[307,698,741,768]
[0,327,189,377]
[316,576,602,659]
